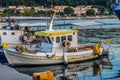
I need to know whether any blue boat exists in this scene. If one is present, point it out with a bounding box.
[113,0,120,19]
[0,49,4,57]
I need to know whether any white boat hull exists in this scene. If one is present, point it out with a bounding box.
[4,50,64,66]
[4,48,109,66]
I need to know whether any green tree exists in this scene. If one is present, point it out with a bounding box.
[63,7,74,16]
[4,9,15,16]
[46,10,54,17]
[0,0,116,7]
[22,8,35,16]
[37,10,46,16]
[97,6,105,15]
[86,9,95,16]
[14,10,21,16]
[0,14,6,17]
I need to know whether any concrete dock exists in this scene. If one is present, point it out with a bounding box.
[0,63,32,80]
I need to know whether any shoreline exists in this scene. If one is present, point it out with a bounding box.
[61,15,116,20]
[3,15,116,20]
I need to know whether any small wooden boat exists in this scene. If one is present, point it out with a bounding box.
[4,13,112,66]
[4,30,112,66]
[4,32,112,66]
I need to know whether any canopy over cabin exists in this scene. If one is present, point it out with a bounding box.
[34,29,78,53]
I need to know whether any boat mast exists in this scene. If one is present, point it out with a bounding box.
[48,12,56,31]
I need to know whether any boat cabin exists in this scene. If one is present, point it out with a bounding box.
[0,24,24,46]
[0,23,47,47]
[0,26,29,47]
[34,29,78,53]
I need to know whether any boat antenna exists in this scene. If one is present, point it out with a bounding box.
[48,12,56,31]
[7,11,11,27]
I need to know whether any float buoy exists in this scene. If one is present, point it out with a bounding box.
[16,45,26,53]
[62,40,71,48]
[93,44,102,55]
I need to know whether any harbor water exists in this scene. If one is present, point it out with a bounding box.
[1,18,120,80]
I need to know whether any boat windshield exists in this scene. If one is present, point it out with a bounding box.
[39,36,52,43]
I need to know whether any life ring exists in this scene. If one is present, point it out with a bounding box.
[16,45,26,53]
[22,35,28,41]
[20,35,28,43]
[62,40,71,48]
[20,34,34,43]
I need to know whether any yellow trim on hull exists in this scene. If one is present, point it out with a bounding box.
[34,30,78,36]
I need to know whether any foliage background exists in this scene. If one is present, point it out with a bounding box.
[0,0,116,7]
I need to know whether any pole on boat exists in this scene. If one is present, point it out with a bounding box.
[63,51,68,65]
[7,11,11,27]
[48,12,56,31]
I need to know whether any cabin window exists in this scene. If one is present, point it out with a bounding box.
[56,37,60,43]
[3,32,7,35]
[46,37,52,43]
[40,36,52,43]
[41,36,48,42]
[67,35,72,41]
[61,36,66,42]
[11,32,15,35]
[51,37,54,42]
[39,36,43,41]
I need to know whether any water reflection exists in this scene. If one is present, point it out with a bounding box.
[78,28,120,44]
[13,55,112,80]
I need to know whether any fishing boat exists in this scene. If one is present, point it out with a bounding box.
[3,13,112,66]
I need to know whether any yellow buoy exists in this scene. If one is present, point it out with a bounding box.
[33,71,54,80]
[2,42,8,48]
[93,44,101,55]
[40,72,48,80]
[32,73,40,80]
[47,71,54,80]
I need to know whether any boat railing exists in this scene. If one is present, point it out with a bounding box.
[4,39,111,53]
[4,43,93,53]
